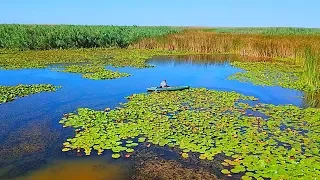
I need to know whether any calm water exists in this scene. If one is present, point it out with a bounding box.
[0,55,304,180]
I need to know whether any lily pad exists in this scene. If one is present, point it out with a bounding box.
[112,153,121,159]
[181,153,189,158]
[221,169,231,174]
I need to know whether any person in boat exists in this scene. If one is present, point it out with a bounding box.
[160,80,169,88]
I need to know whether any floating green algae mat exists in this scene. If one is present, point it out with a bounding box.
[229,61,320,92]
[63,65,130,80]
[0,84,60,104]
[59,88,320,179]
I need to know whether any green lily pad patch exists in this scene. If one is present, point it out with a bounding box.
[60,88,320,179]
[0,84,60,104]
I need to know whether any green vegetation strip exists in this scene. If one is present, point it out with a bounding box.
[0,84,60,104]
[59,88,320,179]
[63,65,130,80]
[0,24,181,50]
[0,48,201,80]
[229,61,320,92]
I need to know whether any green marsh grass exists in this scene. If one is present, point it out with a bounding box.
[0,24,181,50]
[303,92,320,108]
[301,48,320,91]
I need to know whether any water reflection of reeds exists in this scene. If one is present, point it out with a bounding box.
[149,54,272,67]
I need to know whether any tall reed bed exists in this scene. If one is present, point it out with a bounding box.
[210,27,320,36]
[301,48,320,90]
[304,92,320,108]
[0,24,181,50]
[133,30,320,90]
[132,30,320,64]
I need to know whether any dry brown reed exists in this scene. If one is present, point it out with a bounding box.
[132,30,320,66]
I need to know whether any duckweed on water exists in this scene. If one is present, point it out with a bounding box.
[63,65,130,80]
[60,88,320,179]
[0,84,60,104]
[229,61,320,92]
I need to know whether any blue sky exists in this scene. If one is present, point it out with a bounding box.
[1,0,319,27]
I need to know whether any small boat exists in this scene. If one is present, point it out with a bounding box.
[147,86,190,91]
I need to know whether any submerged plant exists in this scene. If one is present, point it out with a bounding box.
[60,88,320,179]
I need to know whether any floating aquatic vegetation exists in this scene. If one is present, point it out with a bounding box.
[181,153,189,159]
[221,169,231,174]
[0,49,199,69]
[229,61,320,92]
[83,70,130,80]
[60,88,320,179]
[62,65,106,74]
[0,84,60,104]
[138,137,146,143]
[63,64,130,80]
[112,154,121,159]
[126,148,134,153]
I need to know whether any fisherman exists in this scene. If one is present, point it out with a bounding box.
[160,80,169,88]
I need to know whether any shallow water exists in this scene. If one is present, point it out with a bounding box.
[12,158,131,180]
[0,55,305,179]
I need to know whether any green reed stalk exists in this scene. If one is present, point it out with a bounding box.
[303,92,320,108]
[301,48,320,90]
